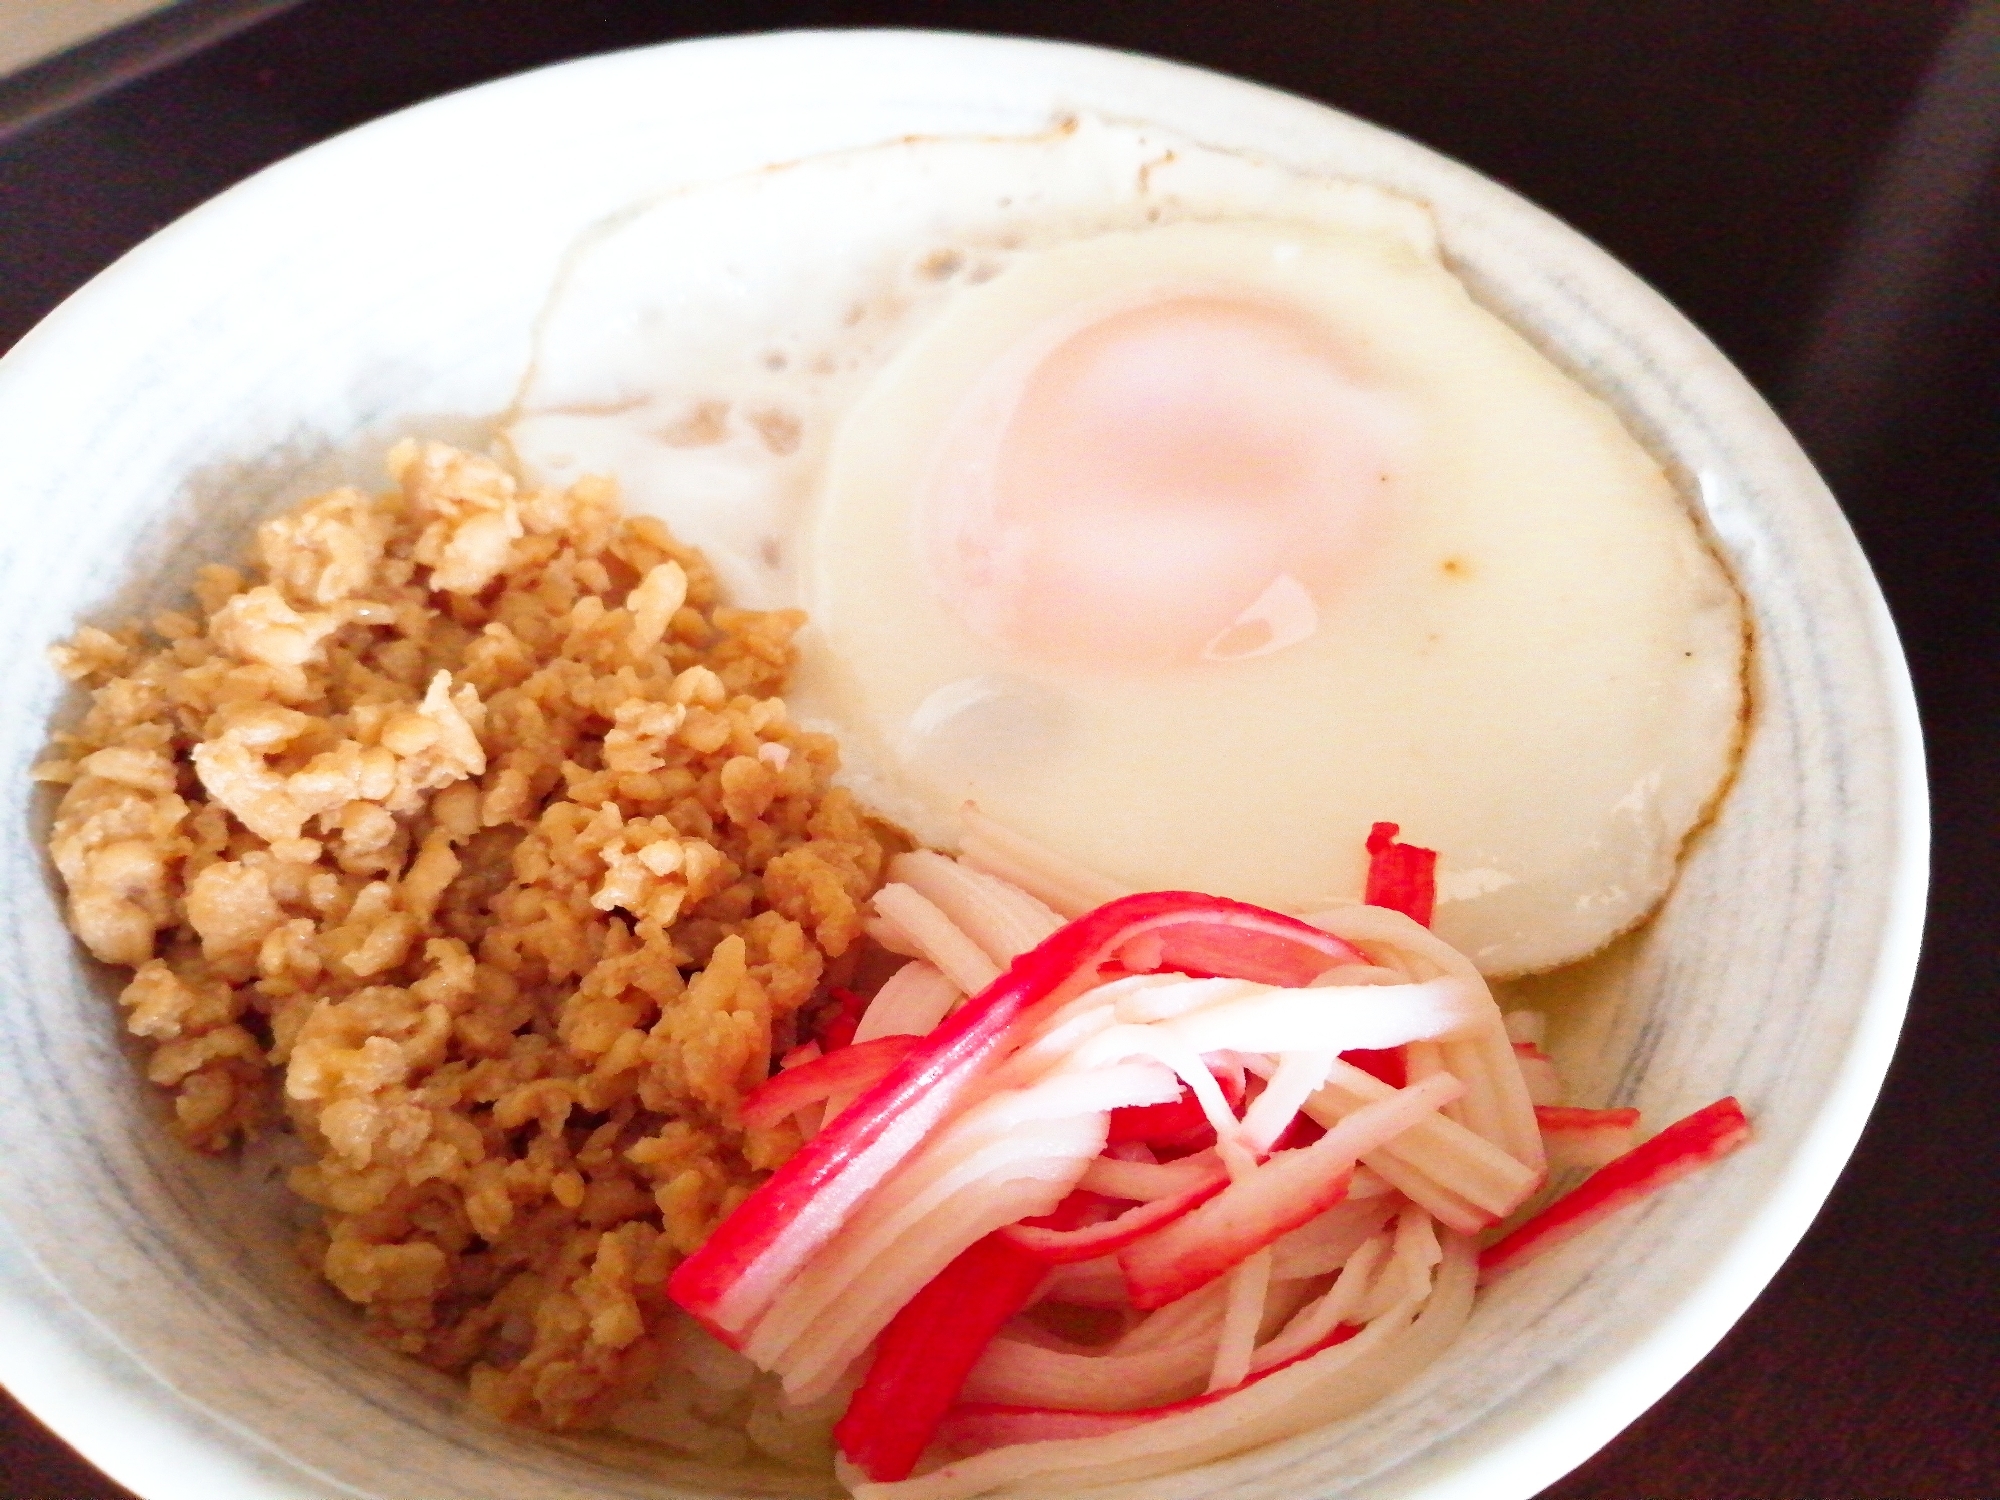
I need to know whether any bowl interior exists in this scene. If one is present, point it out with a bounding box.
[0,30,1924,1500]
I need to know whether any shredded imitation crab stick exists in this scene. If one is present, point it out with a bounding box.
[739,1035,923,1133]
[669,821,1751,1494]
[1364,821,1438,927]
[668,890,1364,1349]
[1478,1096,1751,1285]
[833,1231,1055,1484]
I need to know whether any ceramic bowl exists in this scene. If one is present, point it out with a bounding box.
[0,29,1926,1500]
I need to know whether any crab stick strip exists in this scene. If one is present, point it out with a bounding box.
[889,850,1065,967]
[1535,1105,1641,1171]
[740,1035,923,1133]
[1305,1058,1540,1221]
[1477,1096,1750,1285]
[958,802,1130,919]
[872,883,1003,997]
[1120,1073,1463,1310]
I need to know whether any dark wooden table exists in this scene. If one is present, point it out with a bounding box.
[5,3,1996,1497]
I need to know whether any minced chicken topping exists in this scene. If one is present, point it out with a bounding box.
[38,442,892,1430]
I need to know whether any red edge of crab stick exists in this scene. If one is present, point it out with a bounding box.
[934,1321,1364,1455]
[1533,1105,1641,1132]
[999,1166,1232,1265]
[1534,1105,1641,1171]
[833,1231,1053,1483]
[1105,1085,1211,1145]
[1364,821,1438,928]
[1477,1096,1751,1286]
[1120,1071,1463,1310]
[1106,1066,1247,1150]
[737,1033,922,1133]
[1341,1046,1408,1090]
[1119,1160,1357,1311]
[669,892,1363,1346]
[816,985,871,1051]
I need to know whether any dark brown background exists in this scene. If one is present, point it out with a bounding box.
[4,3,1996,1498]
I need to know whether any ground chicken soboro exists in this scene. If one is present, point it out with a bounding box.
[38,441,893,1431]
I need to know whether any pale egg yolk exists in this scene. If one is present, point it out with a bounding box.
[919,295,1396,672]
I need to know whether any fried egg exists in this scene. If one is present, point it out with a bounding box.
[505,117,1745,977]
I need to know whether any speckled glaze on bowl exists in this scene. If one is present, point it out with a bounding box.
[0,29,1925,1500]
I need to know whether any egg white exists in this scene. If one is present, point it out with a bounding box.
[504,117,1433,607]
[504,117,1745,977]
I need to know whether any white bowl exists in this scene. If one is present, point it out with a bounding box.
[0,29,1926,1500]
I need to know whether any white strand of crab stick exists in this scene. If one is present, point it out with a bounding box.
[964,1323,1218,1410]
[1080,1149,1224,1203]
[1354,1208,1442,1323]
[987,1002,1125,1093]
[864,912,922,957]
[1400,1203,1443,1270]
[1299,900,1547,1182]
[1267,1198,1398,1281]
[1372,1208,1443,1321]
[852,961,962,1045]
[959,855,1072,952]
[1209,1246,1273,1393]
[1240,1048,1340,1154]
[1350,1165,1397,1198]
[957,803,1131,919]
[1110,975,1279,1024]
[1307,1059,1540,1218]
[1352,1152,1488,1236]
[1109,1276,1232,1356]
[1251,1231,1391,1374]
[762,1108,1136,1400]
[1403,1038,1463,1124]
[1437,1030,1505,1151]
[1518,1049,1563,1107]
[781,1162,1087,1405]
[1152,980,1482,1057]
[1035,1254,1130,1308]
[1302,900,1468,982]
[889,850,1064,967]
[870,882,1001,997]
[1447,1014,1546,1171]
[988,977,1194,1092]
[1308,961,1417,988]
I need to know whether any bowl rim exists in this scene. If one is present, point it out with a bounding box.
[0,25,1929,1500]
